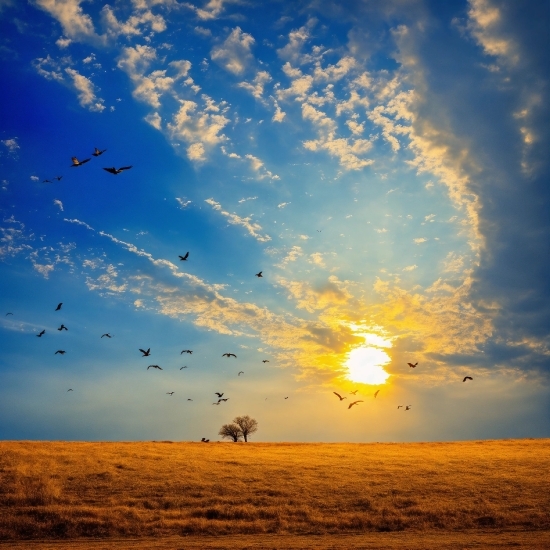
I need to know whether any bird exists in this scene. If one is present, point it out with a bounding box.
[103,166,132,175]
[397,405,403,409]
[179,252,189,261]
[222,353,237,358]
[147,365,162,370]
[53,176,63,181]
[348,400,364,409]
[463,376,473,382]
[139,348,151,357]
[408,362,418,368]
[42,179,52,183]
[166,392,174,395]
[67,389,73,392]
[58,324,68,331]
[201,438,209,442]
[218,398,229,402]
[350,390,358,395]
[262,360,269,363]
[187,398,193,401]
[333,392,347,401]
[255,271,263,277]
[215,392,224,398]
[212,402,220,405]
[238,371,244,376]
[5,312,13,316]
[70,157,90,167]
[55,303,63,311]
[55,350,66,355]
[101,333,112,338]
[284,397,288,399]
[36,330,45,337]
[92,147,106,156]
[405,406,411,410]
[181,350,193,354]
[374,390,380,398]
[180,366,188,370]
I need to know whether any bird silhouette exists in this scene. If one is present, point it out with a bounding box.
[463,376,473,382]
[284,397,289,399]
[212,402,220,405]
[405,406,411,410]
[55,303,63,311]
[262,360,269,363]
[42,179,52,183]
[67,389,73,392]
[408,362,418,368]
[55,350,66,355]
[166,392,174,395]
[5,312,13,316]
[37,330,45,337]
[348,400,364,409]
[181,349,193,354]
[139,348,151,357]
[238,371,244,376]
[187,398,193,401]
[397,405,403,409]
[374,390,380,398]
[101,333,112,338]
[53,176,63,181]
[215,392,224,398]
[218,398,229,402]
[147,365,162,370]
[350,390,358,395]
[255,271,263,277]
[58,324,68,331]
[333,392,347,401]
[103,166,132,175]
[180,366,188,370]
[92,148,106,156]
[201,438,209,442]
[70,157,90,167]
[222,353,237,358]
[179,252,189,261]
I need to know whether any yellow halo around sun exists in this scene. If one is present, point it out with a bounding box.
[345,345,391,385]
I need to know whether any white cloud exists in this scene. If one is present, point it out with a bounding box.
[185,0,232,20]
[32,55,64,82]
[276,245,303,268]
[277,19,316,64]
[176,197,192,208]
[211,27,255,75]
[238,196,257,203]
[277,202,290,209]
[272,100,286,122]
[238,70,271,100]
[64,67,105,112]
[205,198,271,242]
[145,112,162,130]
[309,252,325,268]
[30,176,39,181]
[64,218,94,231]
[402,265,418,272]
[245,154,280,180]
[1,138,19,153]
[313,56,357,82]
[53,199,64,211]
[101,4,167,38]
[414,237,428,244]
[56,36,72,48]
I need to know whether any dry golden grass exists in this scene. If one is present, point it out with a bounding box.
[0,439,549,542]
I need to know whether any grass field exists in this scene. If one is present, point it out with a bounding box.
[0,439,549,547]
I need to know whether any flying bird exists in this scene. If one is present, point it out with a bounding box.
[147,365,162,370]
[262,360,269,363]
[408,362,418,368]
[42,179,52,183]
[218,398,229,402]
[255,271,263,277]
[139,348,151,357]
[179,252,189,261]
[348,400,364,409]
[67,389,73,392]
[5,312,13,316]
[181,350,193,354]
[222,353,237,358]
[405,406,411,410]
[166,392,174,395]
[187,398,193,401]
[350,390,358,395]
[101,333,112,338]
[180,366,188,370]
[463,376,473,382]
[55,303,63,311]
[374,390,380,398]
[238,371,244,376]
[92,147,106,156]
[212,402,220,405]
[215,392,224,398]
[53,176,63,181]
[36,330,45,337]
[58,324,68,331]
[201,438,209,442]
[284,397,288,399]
[70,157,90,167]
[103,166,132,175]
[397,405,403,409]
[333,392,347,401]
[55,350,66,355]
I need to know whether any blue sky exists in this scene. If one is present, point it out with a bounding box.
[0,0,548,442]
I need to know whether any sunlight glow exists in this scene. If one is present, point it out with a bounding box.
[345,333,391,385]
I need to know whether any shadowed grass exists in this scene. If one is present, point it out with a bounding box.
[0,439,549,539]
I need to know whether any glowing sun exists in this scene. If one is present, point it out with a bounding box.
[345,346,391,385]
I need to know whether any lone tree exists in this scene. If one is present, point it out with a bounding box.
[233,415,258,442]
[218,423,242,442]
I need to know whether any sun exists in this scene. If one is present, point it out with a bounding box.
[345,345,391,385]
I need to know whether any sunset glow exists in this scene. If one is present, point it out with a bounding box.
[345,345,391,385]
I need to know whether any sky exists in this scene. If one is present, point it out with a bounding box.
[0,0,548,442]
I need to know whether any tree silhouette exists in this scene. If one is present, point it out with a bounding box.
[233,415,258,442]
[218,423,242,442]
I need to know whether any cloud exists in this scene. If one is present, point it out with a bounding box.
[277,19,316,64]
[205,198,271,243]
[55,36,71,48]
[53,199,64,211]
[184,0,233,20]
[64,218,94,231]
[277,202,290,209]
[308,252,326,268]
[175,197,192,208]
[1,138,19,153]
[211,27,255,75]
[244,154,279,180]
[413,238,427,244]
[276,245,303,268]
[64,68,105,112]
[101,4,167,38]
[402,265,417,272]
[238,70,271,100]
